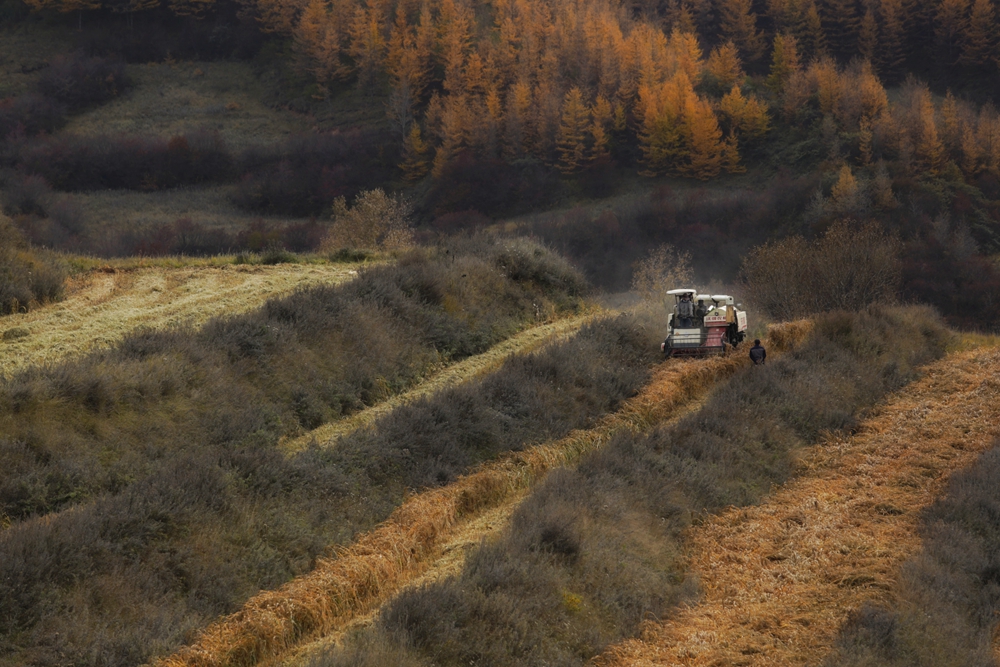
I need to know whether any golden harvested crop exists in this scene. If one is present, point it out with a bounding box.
[0,264,359,378]
[154,321,813,667]
[593,345,1000,667]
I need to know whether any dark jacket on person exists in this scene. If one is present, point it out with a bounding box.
[749,344,766,365]
[677,299,694,318]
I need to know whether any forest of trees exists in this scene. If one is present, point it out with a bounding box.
[13,0,1000,184]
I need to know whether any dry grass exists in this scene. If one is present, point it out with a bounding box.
[593,343,1000,667]
[70,185,310,236]
[153,321,813,667]
[280,312,600,453]
[0,262,361,378]
[63,61,311,148]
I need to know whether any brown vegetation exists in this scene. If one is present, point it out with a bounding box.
[0,238,668,667]
[306,306,949,667]
[0,260,363,378]
[0,214,65,315]
[156,318,810,667]
[741,219,902,319]
[280,312,596,454]
[595,341,1000,667]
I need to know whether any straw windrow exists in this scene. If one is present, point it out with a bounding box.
[593,345,1000,667]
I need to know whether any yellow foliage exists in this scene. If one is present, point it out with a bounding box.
[557,87,590,173]
[706,41,745,89]
[719,85,770,140]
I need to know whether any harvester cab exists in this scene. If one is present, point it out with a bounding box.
[661,289,748,357]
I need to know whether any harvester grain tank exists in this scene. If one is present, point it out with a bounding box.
[661,289,747,356]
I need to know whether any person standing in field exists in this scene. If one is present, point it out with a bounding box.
[750,339,766,365]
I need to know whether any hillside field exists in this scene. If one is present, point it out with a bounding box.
[4,0,1000,665]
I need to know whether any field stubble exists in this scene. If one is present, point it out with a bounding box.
[153,321,814,667]
[0,262,361,378]
[593,342,1000,667]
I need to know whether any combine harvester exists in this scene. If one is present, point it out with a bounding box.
[661,289,748,357]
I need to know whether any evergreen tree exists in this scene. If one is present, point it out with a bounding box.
[941,89,961,154]
[400,124,431,181]
[706,41,745,90]
[348,5,387,90]
[961,123,982,175]
[720,85,771,138]
[858,9,877,63]
[638,76,688,176]
[960,0,998,68]
[590,96,614,162]
[723,132,746,173]
[503,81,533,159]
[718,0,765,63]
[915,87,945,174]
[665,0,698,34]
[858,117,874,165]
[432,94,469,177]
[684,94,725,179]
[820,0,860,60]
[935,0,971,67]
[557,88,590,173]
[437,0,473,92]
[878,0,907,82]
[801,0,828,59]
[767,33,801,93]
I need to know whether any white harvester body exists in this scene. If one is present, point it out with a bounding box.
[661,289,748,356]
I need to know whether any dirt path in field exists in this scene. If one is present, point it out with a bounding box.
[153,321,813,667]
[0,264,361,378]
[280,312,598,453]
[593,342,1000,667]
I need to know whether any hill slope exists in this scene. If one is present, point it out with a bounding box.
[0,262,362,378]
[595,342,1000,666]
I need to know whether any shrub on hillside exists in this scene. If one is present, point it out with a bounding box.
[630,243,694,301]
[1,173,53,217]
[18,130,233,191]
[902,235,1000,333]
[36,52,131,111]
[0,215,66,314]
[424,152,562,219]
[322,189,414,252]
[231,130,395,216]
[0,93,65,139]
[523,175,821,291]
[741,220,902,320]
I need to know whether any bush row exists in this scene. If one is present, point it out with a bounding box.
[0,52,131,142]
[0,237,602,667]
[309,306,952,667]
[2,175,328,255]
[826,442,1000,667]
[17,131,232,191]
[10,127,395,211]
[0,215,65,314]
[519,175,821,292]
